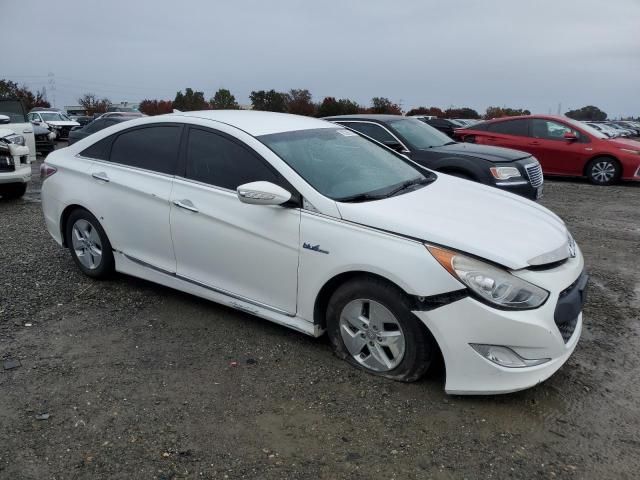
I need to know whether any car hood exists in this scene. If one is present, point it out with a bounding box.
[0,127,16,138]
[423,142,531,162]
[607,137,640,149]
[336,175,569,270]
[46,120,80,127]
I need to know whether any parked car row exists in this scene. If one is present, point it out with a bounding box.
[324,114,543,199]
[454,115,640,185]
[584,120,640,138]
[41,110,587,395]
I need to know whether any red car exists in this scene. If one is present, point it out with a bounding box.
[455,115,640,185]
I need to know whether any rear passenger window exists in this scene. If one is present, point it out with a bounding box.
[110,125,182,174]
[342,122,396,144]
[488,119,529,136]
[80,135,112,160]
[185,128,279,190]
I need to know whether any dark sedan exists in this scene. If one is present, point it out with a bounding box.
[324,115,543,200]
[67,116,132,146]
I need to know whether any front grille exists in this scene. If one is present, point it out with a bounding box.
[0,154,15,172]
[558,316,579,343]
[525,163,543,187]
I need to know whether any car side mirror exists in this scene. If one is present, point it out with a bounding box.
[0,114,9,124]
[237,181,292,206]
[563,132,578,141]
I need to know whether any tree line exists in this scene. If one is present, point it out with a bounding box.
[136,87,533,120]
[0,78,626,121]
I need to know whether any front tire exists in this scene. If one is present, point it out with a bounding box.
[65,209,115,279]
[586,157,620,185]
[326,278,434,382]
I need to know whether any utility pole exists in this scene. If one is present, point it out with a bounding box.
[47,72,56,108]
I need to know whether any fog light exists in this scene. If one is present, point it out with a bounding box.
[470,344,550,368]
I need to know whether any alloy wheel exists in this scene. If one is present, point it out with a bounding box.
[591,160,616,183]
[71,219,103,270]
[339,299,406,372]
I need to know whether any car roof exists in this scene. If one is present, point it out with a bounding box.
[323,114,404,122]
[170,110,337,136]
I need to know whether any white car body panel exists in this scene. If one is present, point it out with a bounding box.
[337,175,567,270]
[1,121,36,162]
[0,139,31,185]
[41,111,586,395]
[170,177,300,315]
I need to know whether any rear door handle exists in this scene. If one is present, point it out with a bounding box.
[92,172,110,182]
[173,199,199,213]
[528,141,541,146]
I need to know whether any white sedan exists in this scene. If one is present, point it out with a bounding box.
[40,111,587,394]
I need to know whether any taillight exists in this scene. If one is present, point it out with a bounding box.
[40,163,57,180]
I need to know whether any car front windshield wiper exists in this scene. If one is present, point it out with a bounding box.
[337,174,435,203]
[382,176,433,198]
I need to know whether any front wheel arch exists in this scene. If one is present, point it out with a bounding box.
[313,271,443,356]
[583,155,621,185]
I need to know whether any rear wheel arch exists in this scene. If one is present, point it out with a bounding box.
[60,204,100,247]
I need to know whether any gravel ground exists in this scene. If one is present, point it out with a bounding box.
[1,154,639,479]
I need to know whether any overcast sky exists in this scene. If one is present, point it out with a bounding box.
[3,0,639,117]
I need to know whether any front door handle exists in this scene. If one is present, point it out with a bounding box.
[528,141,541,146]
[92,172,110,182]
[173,199,199,213]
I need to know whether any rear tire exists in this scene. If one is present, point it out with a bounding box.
[65,209,115,279]
[0,183,27,200]
[326,277,434,382]
[586,157,620,185]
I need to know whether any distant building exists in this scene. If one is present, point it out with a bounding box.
[64,101,140,116]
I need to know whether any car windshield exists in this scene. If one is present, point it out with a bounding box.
[259,128,433,202]
[40,112,70,121]
[563,117,607,139]
[387,118,454,149]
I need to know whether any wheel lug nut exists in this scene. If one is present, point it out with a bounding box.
[377,337,382,342]
[368,341,374,346]
[360,333,366,338]
[362,324,367,329]
[372,325,378,331]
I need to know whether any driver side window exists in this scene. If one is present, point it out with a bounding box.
[531,119,579,141]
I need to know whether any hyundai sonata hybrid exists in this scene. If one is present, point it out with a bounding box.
[41,111,587,394]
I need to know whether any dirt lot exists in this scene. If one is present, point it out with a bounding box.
[1,156,639,480]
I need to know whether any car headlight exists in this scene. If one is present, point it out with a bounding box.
[427,245,549,309]
[620,148,640,155]
[5,134,26,146]
[489,166,522,180]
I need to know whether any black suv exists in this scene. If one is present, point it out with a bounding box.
[324,115,543,200]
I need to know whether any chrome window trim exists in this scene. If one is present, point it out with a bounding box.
[76,155,176,179]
